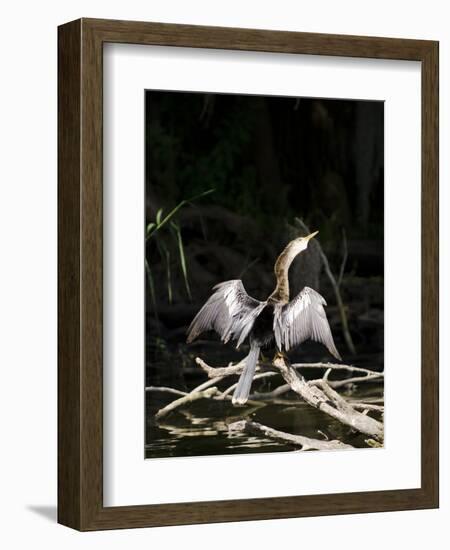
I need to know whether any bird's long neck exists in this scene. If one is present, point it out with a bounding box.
[268,242,299,303]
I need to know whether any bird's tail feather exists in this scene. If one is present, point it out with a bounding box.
[232,345,260,405]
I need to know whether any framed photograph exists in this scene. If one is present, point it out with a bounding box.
[58,18,439,530]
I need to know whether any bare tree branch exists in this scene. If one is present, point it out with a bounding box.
[337,227,348,288]
[250,384,292,400]
[151,354,384,445]
[194,356,383,401]
[292,362,383,377]
[189,376,228,394]
[346,402,384,412]
[195,356,247,377]
[145,386,187,397]
[196,356,383,380]
[155,387,220,420]
[295,218,356,355]
[310,372,383,390]
[272,354,383,441]
[357,406,384,413]
[228,420,354,451]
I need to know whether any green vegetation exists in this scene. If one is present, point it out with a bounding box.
[145,189,215,315]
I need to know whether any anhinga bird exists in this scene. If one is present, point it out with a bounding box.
[187,231,341,405]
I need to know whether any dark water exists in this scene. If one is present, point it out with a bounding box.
[145,364,383,459]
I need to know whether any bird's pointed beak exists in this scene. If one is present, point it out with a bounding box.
[305,230,319,241]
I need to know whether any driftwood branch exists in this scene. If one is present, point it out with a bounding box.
[195,356,247,377]
[291,362,383,377]
[352,403,384,413]
[194,354,384,441]
[189,376,228,393]
[228,420,354,451]
[193,356,383,401]
[155,387,220,420]
[272,354,383,441]
[350,400,384,412]
[249,375,383,401]
[145,386,187,397]
[250,384,292,400]
[310,372,383,390]
[295,218,356,355]
[151,364,266,419]
[197,357,383,380]
[151,353,383,446]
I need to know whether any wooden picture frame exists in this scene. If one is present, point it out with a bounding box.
[58,18,439,531]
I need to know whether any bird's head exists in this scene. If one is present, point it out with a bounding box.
[274,230,319,276]
[290,230,319,256]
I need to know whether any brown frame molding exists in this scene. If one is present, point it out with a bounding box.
[58,18,439,531]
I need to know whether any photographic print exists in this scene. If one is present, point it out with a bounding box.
[145,90,384,459]
[58,19,438,529]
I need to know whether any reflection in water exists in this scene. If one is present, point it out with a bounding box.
[146,382,383,459]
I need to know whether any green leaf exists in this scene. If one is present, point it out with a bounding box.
[154,188,215,234]
[146,189,215,241]
[173,224,191,301]
[164,248,172,304]
[145,259,158,322]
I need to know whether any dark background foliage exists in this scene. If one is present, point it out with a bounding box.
[145,90,384,457]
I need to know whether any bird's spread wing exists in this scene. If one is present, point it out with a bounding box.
[273,286,341,360]
[187,280,265,348]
